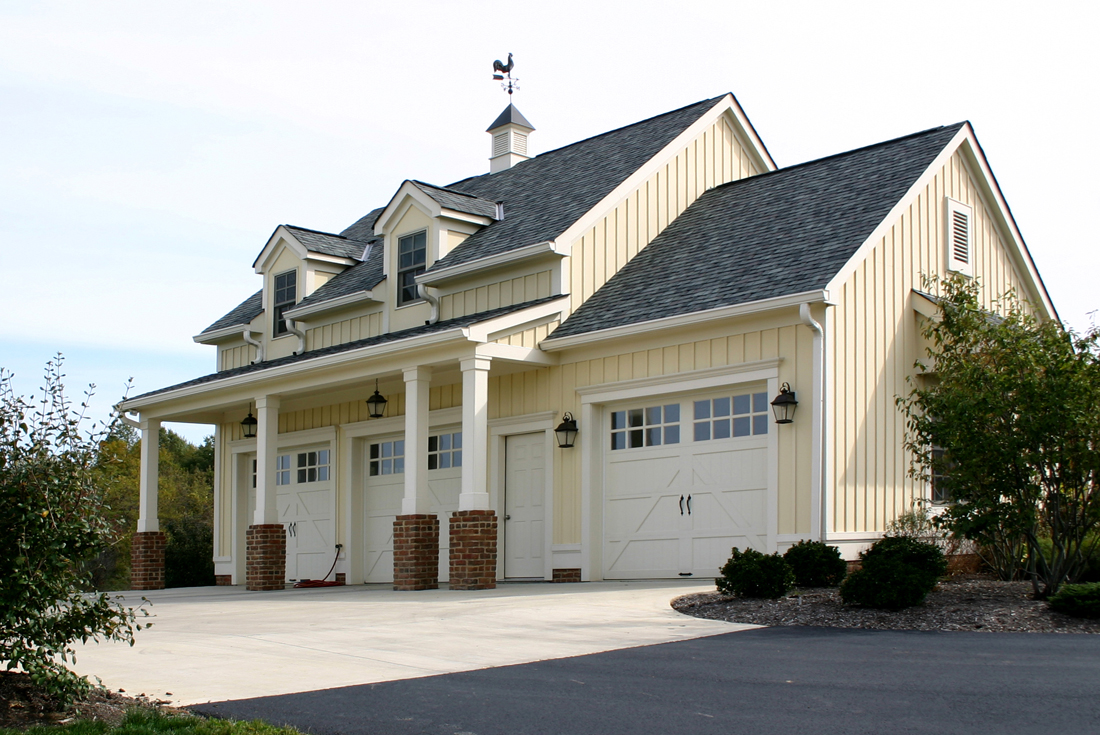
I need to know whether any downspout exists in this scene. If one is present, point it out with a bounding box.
[285,318,307,356]
[799,303,827,543]
[117,409,141,430]
[242,329,265,363]
[418,284,440,325]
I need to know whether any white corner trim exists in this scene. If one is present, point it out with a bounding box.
[284,289,380,319]
[578,358,782,404]
[541,290,830,351]
[417,240,565,285]
[475,342,558,366]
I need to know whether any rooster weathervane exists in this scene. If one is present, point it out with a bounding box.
[492,52,519,96]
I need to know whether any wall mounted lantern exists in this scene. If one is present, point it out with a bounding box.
[366,379,388,419]
[771,383,798,424]
[555,412,578,448]
[240,404,258,439]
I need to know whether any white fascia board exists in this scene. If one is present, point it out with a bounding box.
[417,241,565,285]
[461,295,569,342]
[284,289,379,319]
[553,96,776,251]
[540,290,830,351]
[193,324,253,344]
[824,125,1056,320]
[475,342,558,366]
[374,181,441,234]
[120,327,470,412]
[439,208,495,227]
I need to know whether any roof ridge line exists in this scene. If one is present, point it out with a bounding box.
[283,224,374,243]
[411,180,496,200]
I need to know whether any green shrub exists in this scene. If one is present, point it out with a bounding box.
[1048,582,1100,618]
[716,547,794,599]
[839,536,947,610]
[783,540,847,587]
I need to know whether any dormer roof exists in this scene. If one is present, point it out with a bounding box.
[285,236,386,318]
[252,224,373,271]
[374,180,499,234]
[409,181,499,220]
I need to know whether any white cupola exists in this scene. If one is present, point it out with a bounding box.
[487,103,535,174]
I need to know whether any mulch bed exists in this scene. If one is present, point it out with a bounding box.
[0,671,178,731]
[673,574,1100,634]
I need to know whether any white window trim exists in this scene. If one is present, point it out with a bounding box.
[945,197,974,277]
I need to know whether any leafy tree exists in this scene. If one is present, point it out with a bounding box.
[0,359,149,704]
[898,275,1100,597]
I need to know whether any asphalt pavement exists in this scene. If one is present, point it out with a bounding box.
[193,626,1100,735]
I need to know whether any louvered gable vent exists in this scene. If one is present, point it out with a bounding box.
[945,197,974,277]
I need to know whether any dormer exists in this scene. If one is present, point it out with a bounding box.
[251,225,370,357]
[487,103,535,173]
[373,180,499,324]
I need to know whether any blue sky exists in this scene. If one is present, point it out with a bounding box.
[2,1,1097,443]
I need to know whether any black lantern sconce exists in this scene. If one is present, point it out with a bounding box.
[771,383,798,424]
[240,404,258,439]
[555,412,578,448]
[366,379,388,419]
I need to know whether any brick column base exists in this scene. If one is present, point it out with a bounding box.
[130,531,166,590]
[214,575,233,586]
[552,568,582,583]
[393,515,439,590]
[246,524,287,591]
[449,510,497,590]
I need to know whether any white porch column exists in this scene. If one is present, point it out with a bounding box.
[253,395,280,526]
[459,356,492,511]
[402,366,432,515]
[137,418,161,533]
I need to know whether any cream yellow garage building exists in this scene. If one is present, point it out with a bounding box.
[120,93,1055,590]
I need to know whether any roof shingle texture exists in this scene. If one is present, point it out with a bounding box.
[411,181,499,220]
[292,238,385,312]
[134,295,565,401]
[283,225,371,260]
[549,123,964,340]
[201,291,263,334]
[431,96,724,271]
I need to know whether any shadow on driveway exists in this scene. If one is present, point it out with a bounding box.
[193,626,1099,735]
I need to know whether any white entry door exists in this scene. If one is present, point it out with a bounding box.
[603,391,770,579]
[504,432,546,578]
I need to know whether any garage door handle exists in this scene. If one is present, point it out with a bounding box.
[687,495,692,515]
[505,515,511,520]
[679,495,685,515]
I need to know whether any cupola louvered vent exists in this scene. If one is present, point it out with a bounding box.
[493,132,509,157]
[514,132,527,156]
[945,198,974,277]
[486,103,534,173]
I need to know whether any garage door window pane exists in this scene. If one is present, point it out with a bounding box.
[370,441,405,476]
[429,432,462,471]
[297,448,331,483]
[611,403,682,450]
[695,391,770,441]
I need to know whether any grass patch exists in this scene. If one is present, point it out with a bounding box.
[0,709,301,735]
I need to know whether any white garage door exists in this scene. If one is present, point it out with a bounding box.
[603,390,770,579]
[361,431,462,584]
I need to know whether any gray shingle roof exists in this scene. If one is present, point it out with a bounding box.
[430,96,725,271]
[200,290,263,334]
[410,181,498,220]
[291,237,385,312]
[283,225,371,260]
[133,295,565,401]
[339,207,384,242]
[549,123,965,340]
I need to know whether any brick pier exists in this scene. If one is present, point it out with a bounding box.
[449,510,497,590]
[246,524,287,591]
[130,531,166,590]
[393,514,440,590]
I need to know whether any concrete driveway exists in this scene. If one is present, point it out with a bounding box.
[73,581,751,706]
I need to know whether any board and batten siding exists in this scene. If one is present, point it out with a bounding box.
[829,150,1033,535]
[304,311,384,351]
[218,344,256,371]
[567,115,760,320]
[490,321,816,545]
[439,270,554,321]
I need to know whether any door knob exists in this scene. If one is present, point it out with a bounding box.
[505,514,511,520]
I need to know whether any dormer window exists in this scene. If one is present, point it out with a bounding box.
[273,269,297,336]
[398,231,427,306]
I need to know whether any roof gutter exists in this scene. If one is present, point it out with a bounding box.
[540,290,831,351]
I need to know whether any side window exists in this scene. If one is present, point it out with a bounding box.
[693,392,769,441]
[369,440,406,476]
[610,404,680,450]
[273,269,297,336]
[931,447,953,504]
[428,432,462,469]
[397,231,427,306]
[297,450,330,483]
